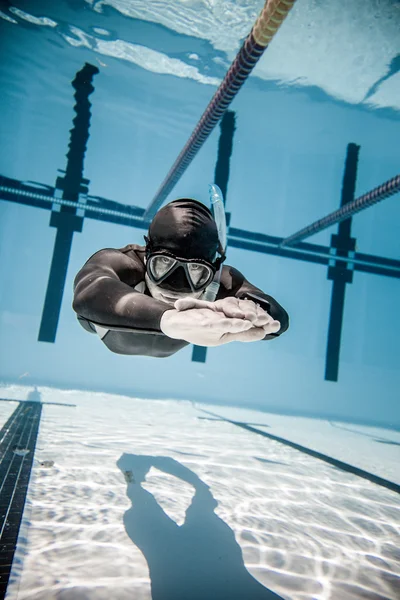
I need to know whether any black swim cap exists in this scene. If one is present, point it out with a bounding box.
[146,199,219,263]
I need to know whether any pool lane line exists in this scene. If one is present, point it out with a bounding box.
[198,408,400,495]
[0,402,42,598]
[0,398,76,407]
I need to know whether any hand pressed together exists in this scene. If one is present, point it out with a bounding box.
[175,296,280,334]
[160,296,280,346]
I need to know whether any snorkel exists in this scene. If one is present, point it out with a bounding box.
[203,184,227,302]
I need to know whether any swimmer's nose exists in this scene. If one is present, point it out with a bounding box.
[158,266,192,294]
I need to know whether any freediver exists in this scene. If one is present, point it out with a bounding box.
[72,186,289,357]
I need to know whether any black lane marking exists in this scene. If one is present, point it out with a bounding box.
[198,417,270,427]
[198,409,400,495]
[38,63,99,344]
[0,401,42,597]
[325,143,359,382]
[0,398,75,407]
[192,345,207,363]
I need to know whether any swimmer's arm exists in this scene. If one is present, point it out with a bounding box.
[72,248,170,332]
[219,265,289,340]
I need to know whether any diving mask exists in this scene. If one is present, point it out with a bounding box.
[146,251,218,293]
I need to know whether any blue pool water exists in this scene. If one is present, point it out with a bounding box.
[0,1,399,598]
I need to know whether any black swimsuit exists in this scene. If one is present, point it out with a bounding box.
[73,244,289,357]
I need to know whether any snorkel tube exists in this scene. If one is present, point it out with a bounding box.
[203,184,227,302]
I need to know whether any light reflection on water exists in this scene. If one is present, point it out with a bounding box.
[2,388,398,600]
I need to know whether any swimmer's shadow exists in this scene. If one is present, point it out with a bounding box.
[117,454,282,600]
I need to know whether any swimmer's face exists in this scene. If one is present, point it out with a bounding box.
[145,273,203,306]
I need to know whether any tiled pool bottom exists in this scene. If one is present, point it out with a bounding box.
[0,386,399,600]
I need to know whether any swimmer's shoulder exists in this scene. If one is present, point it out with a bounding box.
[76,244,146,287]
[117,243,146,262]
[84,244,146,270]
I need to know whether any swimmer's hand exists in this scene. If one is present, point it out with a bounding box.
[160,305,267,346]
[174,297,281,335]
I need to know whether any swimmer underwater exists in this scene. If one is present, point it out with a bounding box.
[73,186,289,357]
